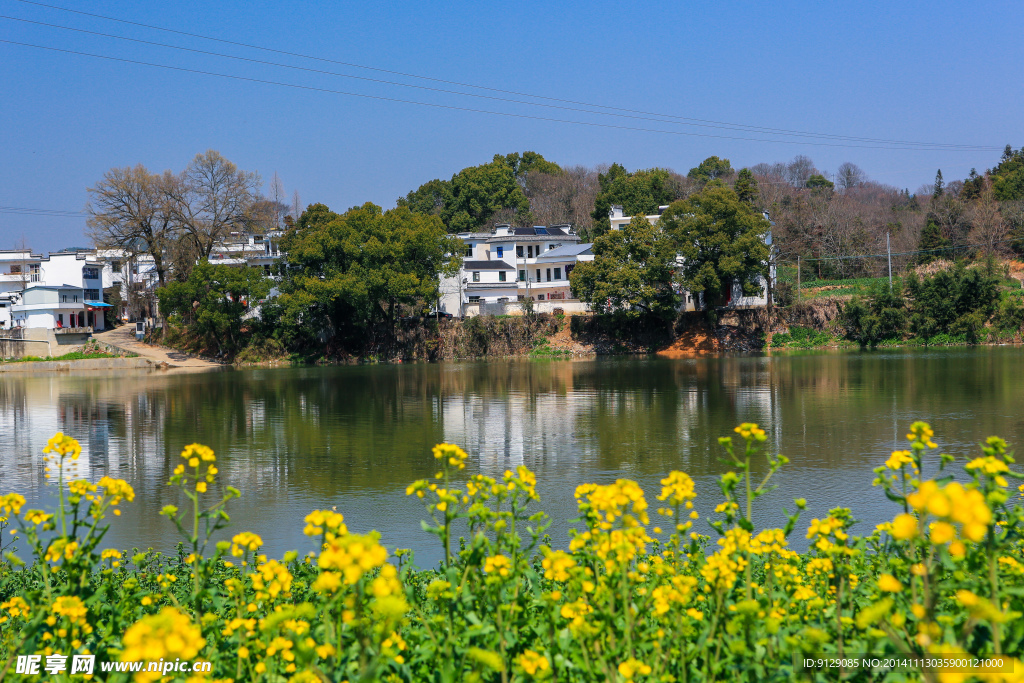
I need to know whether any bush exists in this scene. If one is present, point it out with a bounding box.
[770,325,831,348]
[2,426,1023,681]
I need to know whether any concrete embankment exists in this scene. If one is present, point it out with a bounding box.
[0,357,163,373]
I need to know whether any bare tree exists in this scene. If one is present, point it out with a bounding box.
[168,150,261,260]
[785,155,816,187]
[968,183,1007,256]
[86,164,176,286]
[836,162,866,191]
[291,189,302,221]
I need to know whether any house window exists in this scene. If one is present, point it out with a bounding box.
[516,246,524,257]
[527,245,533,258]
[496,246,504,258]
[83,267,100,279]
[74,295,79,302]
[85,289,100,301]
[9,265,21,274]
[465,244,473,257]
[549,244,555,251]
[499,271,506,282]
[554,268,562,280]
[468,296,480,303]
[535,269,541,281]
[546,268,552,282]
[518,270,526,282]
[472,272,480,282]
[58,314,64,326]
[61,295,68,303]
[537,294,545,301]
[112,261,121,273]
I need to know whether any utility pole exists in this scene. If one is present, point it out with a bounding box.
[796,256,801,302]
[887,233,892,291]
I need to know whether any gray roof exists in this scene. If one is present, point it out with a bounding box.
[463,260,515,270]
[535,243,593,260]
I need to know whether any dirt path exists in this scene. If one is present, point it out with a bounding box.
[656,325,722,358]
[93,326,226,370]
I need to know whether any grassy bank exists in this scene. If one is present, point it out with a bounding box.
[2,425,1023,682]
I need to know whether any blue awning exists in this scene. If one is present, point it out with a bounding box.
[84,301,112,307]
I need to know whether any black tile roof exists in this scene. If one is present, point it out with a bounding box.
[464,260,515,270]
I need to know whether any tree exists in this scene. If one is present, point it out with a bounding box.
[497,151,561,185]
[836,162,866,191]
[932,169,944,200]
[87,164,176,286]
[687,156,734,183]
[275,203,462,350]
[523,165,599,231]
[157,261,271,356]
[590,165,684,236]
[734,168,759,205]
[960,169,985,203]
[806,174,835,191]
[785,155,816,187]
[968,183,1007,256]
[990,145,1024,201]
[659,185,771,312]
[568,215,677,320]
[169,150,262,261]
[916,217,950,263]
[398,178,449,218]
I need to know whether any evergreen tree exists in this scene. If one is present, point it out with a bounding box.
[734,168,759,205]
[932,169,944,200]
[917,217,950,264]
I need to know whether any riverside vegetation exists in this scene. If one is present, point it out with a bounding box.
[2,424,1024,682]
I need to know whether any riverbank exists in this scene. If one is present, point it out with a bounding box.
[0,356,161,373]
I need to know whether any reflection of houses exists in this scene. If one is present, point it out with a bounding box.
[609,205,775,310]
[439,224,595,317]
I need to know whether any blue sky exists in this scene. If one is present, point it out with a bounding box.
[1,0,1021,249]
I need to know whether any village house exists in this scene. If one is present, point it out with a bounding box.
[439,224,594,317]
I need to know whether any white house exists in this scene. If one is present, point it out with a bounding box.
[610,205,775,311]
[0,249,42,328]
[11,285,96,330]
[440,224,595,316]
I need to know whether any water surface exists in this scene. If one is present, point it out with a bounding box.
[2,348,1021,565]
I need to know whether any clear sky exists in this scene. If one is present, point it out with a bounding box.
[1,0,1021,250]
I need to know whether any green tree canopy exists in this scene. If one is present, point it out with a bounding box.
[591,166,680,237]
[659,185,771,311]
[687,156,734,183]
[805,174,835,190]
[157,261,271,356]
[275,203,462,349]
[398,152,562,232]
[734,168,759,205]
[990,146,1024,201]
[568,215,678,320]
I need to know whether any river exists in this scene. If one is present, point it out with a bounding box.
[2,347,1022,566]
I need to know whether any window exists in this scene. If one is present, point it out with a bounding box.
[537,294,545,300]
[498,271,506,282]
[546,268,552,282]
[73,295,79,302]
[9,265,21,274]
[468,296,480,303]
[254,235,264,243]
[112,261,121,273]
[536,269,541,281]
[83,267,100,280]
[472,272,480,282]
[554,268,562,280]
[496,246,504,258]
[549,244,555,251]
[465,244,473,257]
[527,245,533,258]
[85,289,100,301]
[58,314,64,326]
[518,270,526,282]
[516,246,524,257]
[61,295,68,303]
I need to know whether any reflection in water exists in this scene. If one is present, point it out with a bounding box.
[1,348,1022,566]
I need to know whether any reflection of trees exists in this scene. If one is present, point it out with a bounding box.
[1,351,1022,546]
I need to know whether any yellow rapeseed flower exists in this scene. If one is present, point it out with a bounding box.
[121,608,206,682]
[518,649,550,677]
[877,574,903,592]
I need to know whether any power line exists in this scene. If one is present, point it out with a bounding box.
[0,205,87,217]
[7,0,1003,153]
[2,13,1001,152]
[0,38,1005,152]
